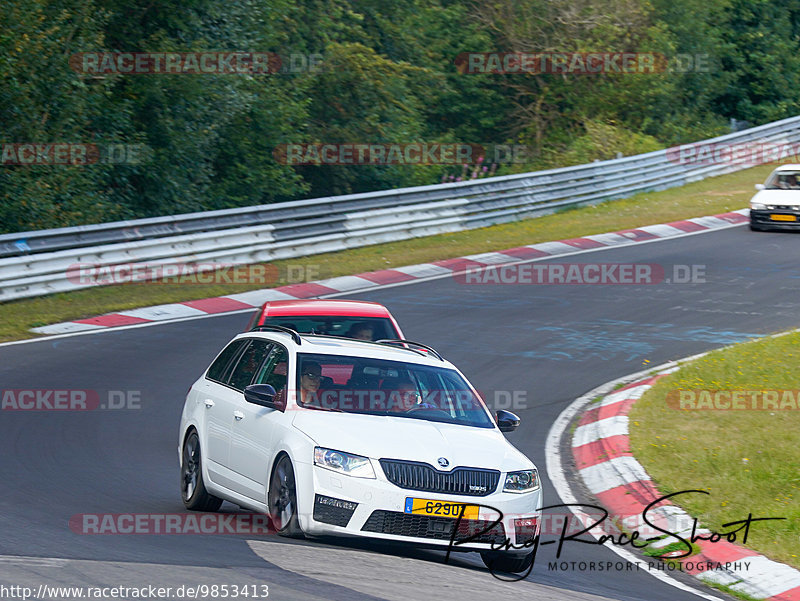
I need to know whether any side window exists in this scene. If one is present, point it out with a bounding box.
[254,345,289,392]
[207,340,248,384]
[228,340,273,391]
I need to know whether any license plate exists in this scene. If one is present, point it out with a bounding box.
[404,497,479,519]
[771,214,797,221]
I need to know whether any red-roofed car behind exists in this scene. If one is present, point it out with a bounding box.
[246,299,404,341]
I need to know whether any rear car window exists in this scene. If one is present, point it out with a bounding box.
[228,340,273,391]
[206,340,248,383]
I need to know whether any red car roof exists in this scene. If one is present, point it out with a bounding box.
[258,299,393,318]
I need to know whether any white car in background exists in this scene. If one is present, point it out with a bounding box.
[178,327,542,573]
[749,164,800,231]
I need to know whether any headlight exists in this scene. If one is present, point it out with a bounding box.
[751,203,767,210]
[314,447,375,479]
[503,469,539,493]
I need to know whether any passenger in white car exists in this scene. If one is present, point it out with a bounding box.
[299,361,322,406]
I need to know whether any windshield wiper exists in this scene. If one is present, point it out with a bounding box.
[304,404,343,412]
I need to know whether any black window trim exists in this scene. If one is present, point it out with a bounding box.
[205,339,249,386]
[226,339,276,392]
[254,341,291,390]
[205,337,280,393]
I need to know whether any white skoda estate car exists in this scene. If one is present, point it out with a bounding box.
[178,326,542,572]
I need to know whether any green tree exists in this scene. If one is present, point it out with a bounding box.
[0,0,133,233]
[96,0,309,215]
[296,41,439,196]
[712,0,800,124]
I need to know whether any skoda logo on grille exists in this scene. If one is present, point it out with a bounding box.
[437,457,449,468]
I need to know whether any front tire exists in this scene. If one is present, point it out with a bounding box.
[480,551,534,574]
[268,455,304,538]
[181,430,223,511]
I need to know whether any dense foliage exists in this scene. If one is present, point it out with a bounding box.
[2,0,799,233]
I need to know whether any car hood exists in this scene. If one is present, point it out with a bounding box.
[292,411,533,472]
[751,190,800,206]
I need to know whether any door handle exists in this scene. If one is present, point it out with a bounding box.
[204,399,215,409]
[233,411,245,421]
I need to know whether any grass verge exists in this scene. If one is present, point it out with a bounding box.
[629,333,800,570]
[0,162,773,343]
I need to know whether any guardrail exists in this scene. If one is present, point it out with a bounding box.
[3,116,799,301]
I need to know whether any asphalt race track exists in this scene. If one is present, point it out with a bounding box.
[1,224,797,601]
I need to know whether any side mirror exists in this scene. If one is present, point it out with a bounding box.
[244,384,280,410]
[496,410,520,432]
[755,184,765,191]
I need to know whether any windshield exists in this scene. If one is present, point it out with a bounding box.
[765,171,800,190]
[262,316,397,341]
[295,353,495,428]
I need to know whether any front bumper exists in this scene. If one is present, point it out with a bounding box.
[294,462,542,554]
[750,209,800,230]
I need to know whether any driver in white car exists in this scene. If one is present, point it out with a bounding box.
[776,173,800,189]
[380,377,442,413]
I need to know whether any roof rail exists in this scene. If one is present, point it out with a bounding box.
[250,325,302,344]
[374,339,444,361]
[270,332,444,360]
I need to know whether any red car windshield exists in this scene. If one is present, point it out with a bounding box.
[260,316,398,341]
